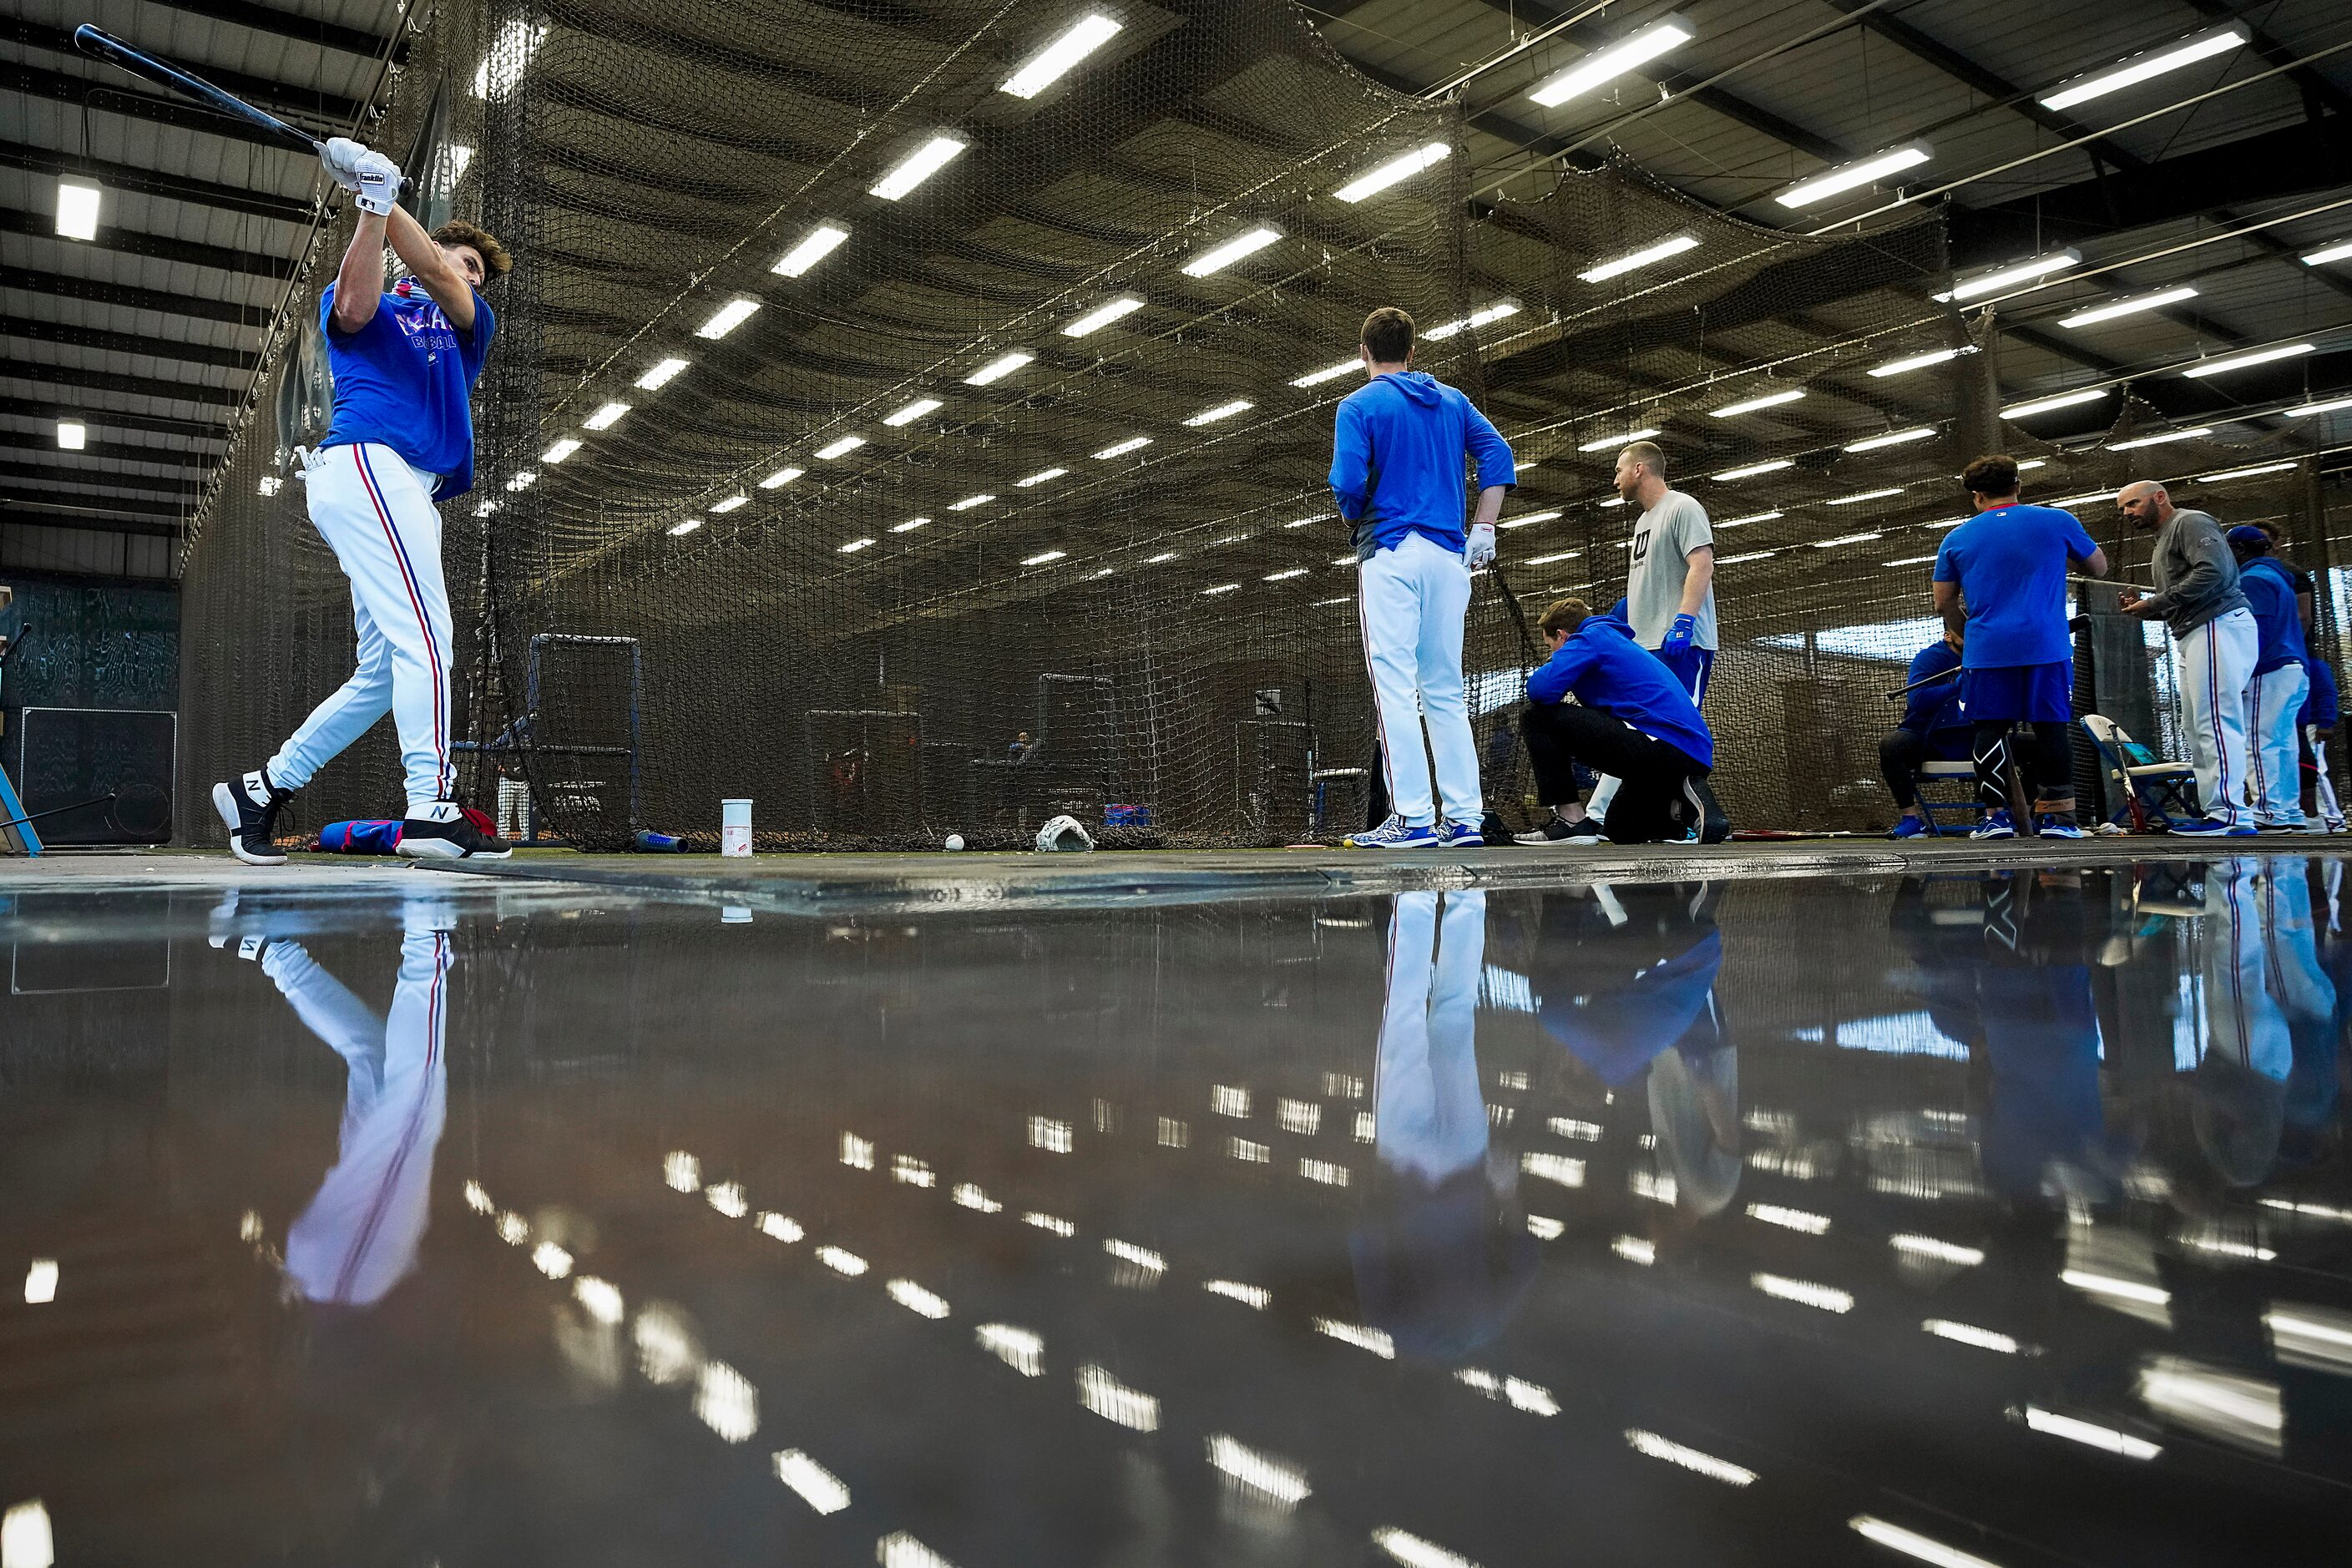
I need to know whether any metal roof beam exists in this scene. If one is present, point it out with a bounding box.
[0,267,276,330]
[2,18,368,127]
[2,58,322,156]
[0,208,298,282]
[0,460,200,502]
[2181,0,2352,119]
[0,394,229,443]
[1,316,260,374]
[0,144,316,226]
[151,0,407,64]
[0,430,210,469]
[0,493,188,532]
[2,362,243,410]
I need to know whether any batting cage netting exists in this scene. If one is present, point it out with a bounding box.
[177,1,2352,851]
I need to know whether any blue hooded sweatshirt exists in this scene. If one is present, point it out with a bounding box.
[1526,607,1713,768]
[1329,371,1515,560]
[2240,555,2309,675]
[2303,654,2339,728]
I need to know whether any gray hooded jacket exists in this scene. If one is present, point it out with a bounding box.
[2146,507,2249,639]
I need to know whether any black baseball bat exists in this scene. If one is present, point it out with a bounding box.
[2,792,118,833]
[73,25,325,155]
[1884,616,2091,700]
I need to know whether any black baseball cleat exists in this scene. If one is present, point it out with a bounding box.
[213,767,296,866]
[397,801,513,860]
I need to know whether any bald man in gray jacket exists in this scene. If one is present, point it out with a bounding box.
[2117,480,2258,835]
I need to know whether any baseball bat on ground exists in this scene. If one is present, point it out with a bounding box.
[73,25,327,156]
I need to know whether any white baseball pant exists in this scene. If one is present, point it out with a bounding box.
[2172,607,2257,825]
[276,923,452,1306]
[1373,890,1489,1184]
[268,442,456,810]
[2244,661,2309,827]
[2307,726,2344,827]
[1358,532,1482,827]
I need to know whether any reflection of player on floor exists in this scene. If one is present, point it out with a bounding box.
[2117,479,2258,836]
[1331,307,1516,851]
[2226,527,2310,830]
[1585,442,1716,830]
[1932,455,2107,841]
[214,135,513,865]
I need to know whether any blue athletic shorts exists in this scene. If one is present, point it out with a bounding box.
[1656,645,1715,707]
[1963,660,2071,724]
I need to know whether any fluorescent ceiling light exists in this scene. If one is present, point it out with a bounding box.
[1181,226,1282,277]
[1717,510,1781,527]
[2304,240,2352,268]
[948,493,993,511]
[709,494,747,513]
[55,180,100,240]
[815,435,866,459]
[1185,399,1253,426]
[258,475,283,496]
[584,401,631,430]
[2197,461,2297,483]
[2107,427,2211,451]
[505,471,537,491]
[1776,143,1931,209]
[838,537,875,554]
[1062,296,1144,336]
[1528,18,1694,107]
[1146,551,1177,564]
[1001,13,1122,98]
[540,438,582,464]
[1715,550,1775,564]
[1017,467,1067,487]
[2061,286,2198,328]
[669,519,702,537]
[1601,497,1627,508]
[891,517,928,533]
[1828,488,1903,505]
[636,357,689,390]
[965,350,1034,386]
[56,420,85,450]
[1094,436,1152,458]
[1292,357,1359,387]
[2040,25,2248,112]
[1201,583,1240,595]
[1869,346,1969,378]
[1709,387,1805,418]
[1265,568,1308,580]
[2288,395,2352,417]
[1022,549,1069,566]
[773,223,849,276]
[1286,513,1330,527]
[1936,249,2080,303]
[2017,459,2047,469]
[870,134,968,200]
[1580,427,1659,451]
[1580,234,1699,283]
[1524,549,1580,565]
[2183,342,2313,378]
[1844,427,1935,453]
[1424,301,1521,339]
[883,397,943,427]
[759,466,804,488]
[1712,458,1793,481]
[695,298,761,340]
[2000,387,2108,418]
[1499,509,1563,529]
[2021,1407,2162,1460]
[1884,554,1939,566]
[1813,531,1883,548]
[1332,142,1449,203]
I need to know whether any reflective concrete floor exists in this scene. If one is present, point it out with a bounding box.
[3,857,2349,1565]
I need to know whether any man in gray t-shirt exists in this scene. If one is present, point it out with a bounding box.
[1618,441,1717,704]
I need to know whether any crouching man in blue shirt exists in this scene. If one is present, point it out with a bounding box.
[1513,599,1723,846]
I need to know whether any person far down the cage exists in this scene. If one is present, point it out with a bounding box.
[1328,306,1515,851]
[1930,454,2107,842]
[214,137,514,864]
[2113,478,2260,837]
[2223,524,2314,832]
[1580,440,1718,836]
[1881,622,1979,839]
[1513,597,1725,847]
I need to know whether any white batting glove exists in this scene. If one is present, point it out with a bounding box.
[319,137,369,191]
[1464,523,1496,568]
[352,151,402,215]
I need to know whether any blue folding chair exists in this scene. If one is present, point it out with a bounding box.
[1910,758,1979,836]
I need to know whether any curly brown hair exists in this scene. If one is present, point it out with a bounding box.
[431,218,512,277]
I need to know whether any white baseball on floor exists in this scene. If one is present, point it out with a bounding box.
[943,833,964,852]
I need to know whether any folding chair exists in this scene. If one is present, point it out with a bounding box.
[2080,713,2201,832]
[1910,759,1979,836]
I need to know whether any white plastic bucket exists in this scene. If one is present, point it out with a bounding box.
[721,798,753,857]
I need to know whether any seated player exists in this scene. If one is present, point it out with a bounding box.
[2228,526,2310,831]
[2302,653,2344,832]
[1882,625,1976,838]
[1513,599,1721,846]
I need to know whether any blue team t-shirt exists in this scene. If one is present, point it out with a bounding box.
[318,279,496,501]
[1933,503,2097,668]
